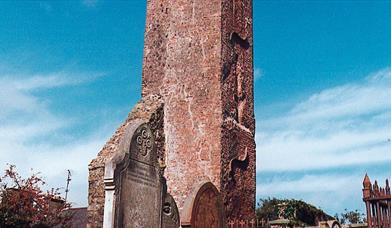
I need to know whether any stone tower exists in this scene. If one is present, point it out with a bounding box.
[88,0,255,226]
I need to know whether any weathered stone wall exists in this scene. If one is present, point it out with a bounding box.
[141,0,169,96]
[140,0,224,212]
[160,0,223,211]
[221,0,256,220]
[141,0,255,220]
[87,95,164,227]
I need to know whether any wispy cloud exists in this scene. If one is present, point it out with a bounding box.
[256,68,391,213]
[5,73,98,91]
[82,0,98,8]
[39,2,52,12]
[257,173,366,214]
[257,68,391,172]
[258,174,356,194]
[0,69,109,206]
[254,67,263,81]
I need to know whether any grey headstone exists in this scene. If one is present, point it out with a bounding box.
[114,123,163,228]
[162,194,180,228]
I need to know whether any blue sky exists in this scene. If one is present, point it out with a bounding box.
[0,0,390,215]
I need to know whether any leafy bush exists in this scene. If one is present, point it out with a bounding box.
[0,164,71,227]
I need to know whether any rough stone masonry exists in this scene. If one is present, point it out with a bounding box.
[88,0,255,226]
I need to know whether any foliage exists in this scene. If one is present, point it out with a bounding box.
[334,209,366,224]
[0,164,71,227]
[256,198,333,226]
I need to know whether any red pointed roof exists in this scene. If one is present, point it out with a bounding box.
[363,173,371,187]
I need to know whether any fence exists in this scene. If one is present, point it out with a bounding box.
[363,174,391,228]
[227,219,267,228]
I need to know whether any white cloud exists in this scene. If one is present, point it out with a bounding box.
[0,72,102,116]
[257,174,357,195]
[257,68,391,172]
[254,67,263,81]
[9,73,96,91]
[39,2,52,12]
[0,70,109,206]
[256,174,367,214]
[82,0,98,8]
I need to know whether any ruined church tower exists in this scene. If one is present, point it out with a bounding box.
[88,0,255,226]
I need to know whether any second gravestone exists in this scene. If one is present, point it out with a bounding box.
[103,121,179,228]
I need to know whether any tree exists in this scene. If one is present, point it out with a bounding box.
[335,209,366,224]
[0,164,71,227]
[256,198,333,226]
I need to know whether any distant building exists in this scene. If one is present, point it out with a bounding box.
[54,207,87,228]
[64,207,87,228]
[270,218,296,228]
